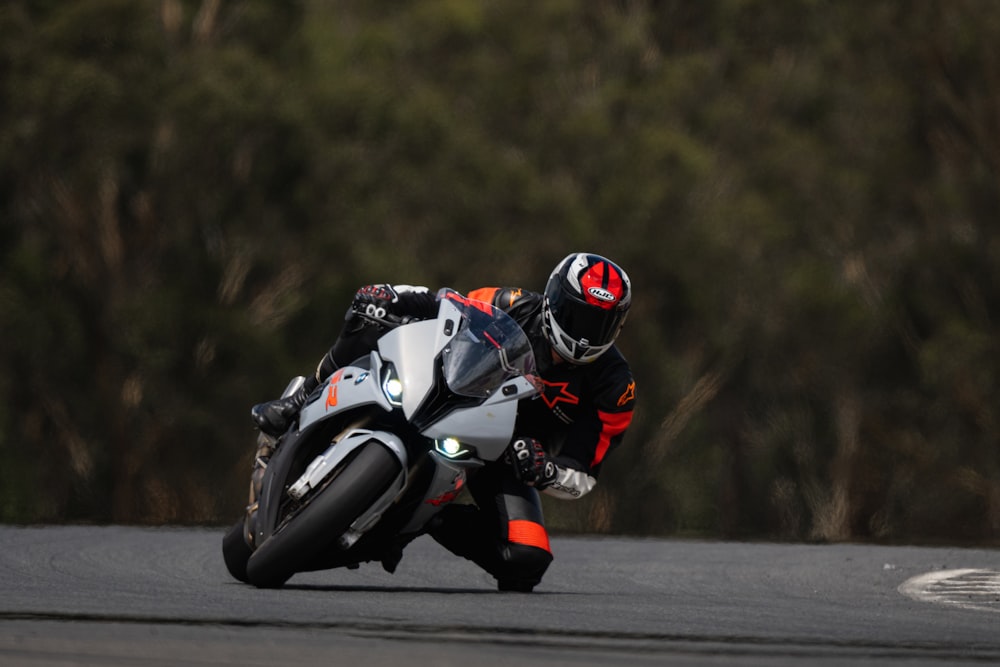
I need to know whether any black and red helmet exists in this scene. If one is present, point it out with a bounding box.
[541,253,632,364]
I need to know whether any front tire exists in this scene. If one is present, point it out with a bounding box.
[245,441,401,588]
[222,519,252,583]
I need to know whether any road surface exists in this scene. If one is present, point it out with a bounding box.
[0,526,997,665]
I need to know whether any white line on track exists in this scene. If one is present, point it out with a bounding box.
[899,569,1000,614]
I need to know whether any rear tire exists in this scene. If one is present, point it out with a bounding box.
[245,441,401,588]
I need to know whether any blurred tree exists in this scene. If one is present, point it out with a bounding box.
[1,0,998,546]
[0,0,314,521]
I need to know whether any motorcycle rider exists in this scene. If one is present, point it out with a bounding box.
[251,252,636,592]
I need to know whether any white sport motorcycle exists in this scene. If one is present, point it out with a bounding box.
[223,289,538,588]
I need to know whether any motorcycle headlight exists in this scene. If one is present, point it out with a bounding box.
[434,438,474,460]
[382,363,403,407]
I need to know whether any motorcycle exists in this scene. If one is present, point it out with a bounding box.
[222,289,538,588]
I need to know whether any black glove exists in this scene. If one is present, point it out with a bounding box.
[350,284,400,328]
[507,438,557,488]
[349,284,428,329]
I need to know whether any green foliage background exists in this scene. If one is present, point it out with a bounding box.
[2,0,998,543]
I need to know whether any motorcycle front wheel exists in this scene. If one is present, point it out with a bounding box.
[245,441,401,588]
[222,519,253,583]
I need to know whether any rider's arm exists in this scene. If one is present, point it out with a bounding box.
[316,284,438,378]
[542,408,631,500]
[467,286,540,321]
[542,360,636,500]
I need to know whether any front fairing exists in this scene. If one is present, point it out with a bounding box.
[375,290,537,450]
[438,293,535,398]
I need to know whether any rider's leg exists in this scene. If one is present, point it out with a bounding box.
[429,463,553,592]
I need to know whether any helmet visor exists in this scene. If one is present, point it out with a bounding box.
[548,287,626,349]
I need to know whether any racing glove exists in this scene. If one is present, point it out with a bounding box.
[507,438,557,489]
[350,284,432,329]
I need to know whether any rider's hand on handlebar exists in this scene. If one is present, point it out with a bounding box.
[507,438,557,489]
[351,287,406,328]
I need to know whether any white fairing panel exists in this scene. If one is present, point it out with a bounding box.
[288,428,407,500]
[422,376,536,459]
[376,316,450,420]
[377,298,483,421]
[298,364,392,432]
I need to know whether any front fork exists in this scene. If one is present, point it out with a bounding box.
[244,376,307,546]
[245,431,278,547]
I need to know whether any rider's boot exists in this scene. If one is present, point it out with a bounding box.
[250,381,314,437]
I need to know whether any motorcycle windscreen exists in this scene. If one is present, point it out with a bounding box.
[440,307,534,398]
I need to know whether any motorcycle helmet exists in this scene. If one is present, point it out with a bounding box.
[542,253,632,364]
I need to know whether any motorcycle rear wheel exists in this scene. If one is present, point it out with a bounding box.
[245,441,401,588]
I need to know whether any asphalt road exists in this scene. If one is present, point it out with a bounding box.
[0,525,997,666]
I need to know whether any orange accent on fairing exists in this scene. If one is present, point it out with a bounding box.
[592,409,632,467]
[425,475,465,507]
[326,369,344,409]
[507,520,551,553]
